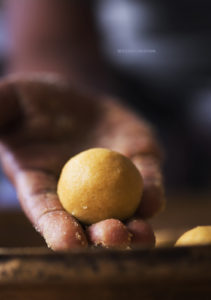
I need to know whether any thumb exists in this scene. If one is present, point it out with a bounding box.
[15,169,88,251]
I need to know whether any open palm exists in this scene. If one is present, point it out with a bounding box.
[0,74,164,251]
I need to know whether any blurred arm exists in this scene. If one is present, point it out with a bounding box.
[5,0,111,91]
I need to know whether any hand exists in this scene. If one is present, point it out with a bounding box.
[0,74,165,251]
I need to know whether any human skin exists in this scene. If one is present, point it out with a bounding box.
[5,0,113,92]
[0,74,164,251]
[0,0,165,250]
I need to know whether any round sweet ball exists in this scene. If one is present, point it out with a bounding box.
[175,226,211,246]
[57,148,143,224]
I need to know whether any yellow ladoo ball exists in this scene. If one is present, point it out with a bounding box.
[175,226,211,246]
[57,148,143,224]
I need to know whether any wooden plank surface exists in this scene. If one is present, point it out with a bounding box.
[0,246,211,299]
[0,193,210,299]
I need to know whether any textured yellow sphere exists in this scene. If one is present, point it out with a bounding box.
[175,226,211,246]
[57,148,143,224]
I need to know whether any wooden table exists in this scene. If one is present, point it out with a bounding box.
[0,193,211,299]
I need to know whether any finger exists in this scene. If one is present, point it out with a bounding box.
[127,219,155,249]
[132,154,165,219]
[87,219,131,249]
[0,79,22,132]
[14,170,88,251]
[95,99,165,218]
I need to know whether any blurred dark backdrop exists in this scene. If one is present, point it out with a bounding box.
[0,0,210,209]
[95,0,211,191]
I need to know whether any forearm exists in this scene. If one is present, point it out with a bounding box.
[5,0,111,91]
